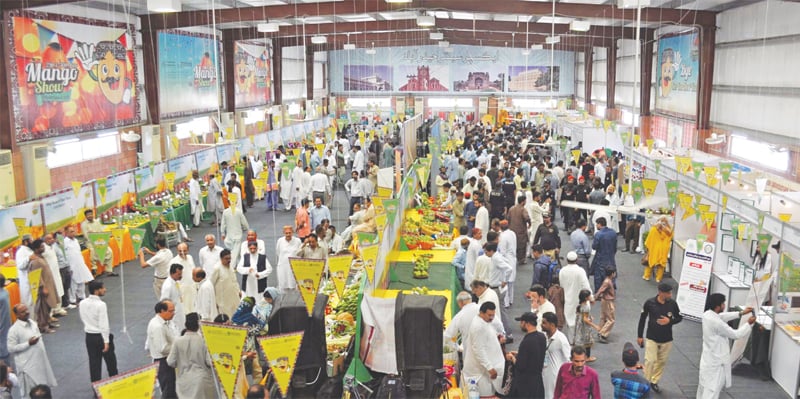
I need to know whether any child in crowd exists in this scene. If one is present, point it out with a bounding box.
[574,289,600,362]
[547,274,566,330]
[595,267,617,343]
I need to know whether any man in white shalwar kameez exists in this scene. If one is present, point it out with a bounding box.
[462,302,505,397]
[193,268,217,321]
[8,304,57,398]
[697,294,755,399]
[42,234,65,316]
[198,235,223,274]
[498,222,517,307]
[171,243,197,314]
[64,226,95,306]
[559,251,593,338]
[276,226,302,291]
[475,201,490,245]
[160,264,185,334]
[464,229,483,289]
[236,241,272,298]
[220,206,250,268]
[167,313,216,399]
[14,235,34,308]
[289,163,306,210]
[209,249,240,318]
[189,171,204,227]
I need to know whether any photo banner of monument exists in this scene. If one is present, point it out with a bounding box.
[6,10,140,143]
[396,65,450,92]
[655,30,700,117]
[344,65,393,91]
[507,66,559,92]
[157,30,221,119]
[451,65,505,93]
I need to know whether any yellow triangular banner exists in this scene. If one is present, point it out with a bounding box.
[375,214,388,240]
[779,213,792,223]
[602,120,612,132]
[28,268,42,305]
[704,166,719,187]
[377,186,393,198]
[633,134,641,147]
[721,195,728,211]
[201,322,249,399]
[289,257,326,316]
[646,139,654,154]
[92,363,158,399]
[682,206,696,221]
[641,178,658,198]
[111,227,126,252]
[702,211,716,230]
[163,172,176,191]
[72,181,83,198]
[674,157,691,175]
[737,223,747,241]
[13,217,30,237]
[259,332,304,398]
[360,243,379,286]
[327,254,354,300]
[593,118,602,128]
[571,149,582,165]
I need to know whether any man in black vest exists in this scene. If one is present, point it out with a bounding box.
[237,241,272,298]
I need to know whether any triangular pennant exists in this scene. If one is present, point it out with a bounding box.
[779,213,792,223]
[384,199,400,226]
[737,223,747,241]
[721,195,728,212]
[758,213,765,231]
[163,172,176,191]
[593,118,602,128]
[13,217,30,237]
[602,120,611,132]
[641,179,658,198]
[259,332,304,398]
[111,227,126,252]
[695,234,707,253]
[201,322,249,399]
[28,268,42,305]
[360,244,379,286]
[72,181,83,197]
[757,233,772,255]
[97,178,108,204]
[148,161,155,175]
[289,257,326,316]
[228,193,238,214]
[692,161,704,180]
[719,162,733,183]
[633,134,641,147]
[92,363,158,399]
[88,232,111,264]
[654,159,662,174]
[682,205,695,221]
[620,131,631,145]
[375,214,388,240]
[571,149,582,165]
[631,180,644,203]
[665,180,679,208]
[327,254,354,300]
[703,166,719,187]
[646,139,654,154]
[701,211,716,230]
[696,203,710,222]
[147,206,162,230]
[129,228,146,254]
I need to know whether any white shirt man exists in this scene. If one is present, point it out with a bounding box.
[541,312,571,399]
[290,164,306,209]
[475,204,490,245]
[140,242,174,300]
[79,281,118,383]
[41,236,65,315]
[236,243,273,298]
[464,231,483,289]
[9,304,57,394]
[310,172,331,199]
[64,228,94,305]
[345,175,366,198]
[189,175,203,226]
[193,268,217,322]
[160,266,185,334]
[444,293,479,351]
[146,301,177,398]
[498,226,517,307]
[560,251,593,332]
[220,207,250,267]
[198,235,223,274]
[353,148,365,174]
[473,252,493,287]
[238,231,266,258]
[463,303,505,396]
[276,227,302,291]
[14,237,33,308]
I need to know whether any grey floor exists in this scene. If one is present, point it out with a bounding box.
[39,185,788,398]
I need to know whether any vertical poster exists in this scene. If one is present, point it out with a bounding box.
[655,30,700,117]
[0,202,43,251]
[676,239,715,319]
[343,65,393,91]
[7,11,140,143]
[201,322,249,399]
[157,30,221,119]
[41,184,94,233]
[233,40,271,108]
[289,257,326,316]
[92,363,158,399]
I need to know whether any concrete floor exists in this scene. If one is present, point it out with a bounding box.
[38,186,788,398]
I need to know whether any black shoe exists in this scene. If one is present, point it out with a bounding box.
[650,383,661,393]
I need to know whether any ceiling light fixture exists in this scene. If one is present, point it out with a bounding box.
[522,49,531,55]
[617,0,651,8]
[311,35,327,44]
[257,22,280,33]
[545,36,560,44]
[531,44,544,50]
[385,0,412,3]
[430,32,444,40]
[417,15,436,27]
[366,48,377,55]
[147,0,181,13]
[570,20,591,32]
[343,43,356,50]
[705,133,726,145]
[438,40,450,48]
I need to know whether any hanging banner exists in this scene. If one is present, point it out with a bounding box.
[233,41,271,109]
[129,228,146,254]
[7,11,140,143]
[375,214,388,241]
[96,177,108,205]
[696,203,710,222]
[691,161,704,180]
[163,171,176,191]
[571,149,581,165]
[721,195,728,212]
[719,162,733,183]
[96,172,135,214]
[654,159,662,174]
[620,131,630,145]
[758,213,765,231]
[135,163,166,200]
[633,134,641,147]
[92,363,158,399]
[665,180,680,208]
[157,31,221,119]
[327,254,354,299]
[28,268,42,305]
[641,179,658,198]
[42,184,94,233]
[72,181,83,197]
[646,139,655,153]
[655,30,700,117]
[200,322,248,399]
[356,232,378,247]
[675,239,715,320]
[289,257,326,316]
[0,202,43,251]
[779,213,792,223]
[258,332,304,398]
[147,206,162,230]
[87,232,111,263]
[110,227,126,252]
[360,243,379,285]
[703,166,719,187]
[757,233,772,255]
[631,180,644,203]
[383,199,400,226]
[701,211,716,230]
[377,187,393,198]
[780,252,800,293]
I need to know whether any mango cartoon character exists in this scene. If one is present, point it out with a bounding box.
[301,278,314,293]
[234,53,254,94]
[273,356,291,373]
[332,270,346,281]
[212,352,236,374]
[660,48,675,98]
[75,41,132,105]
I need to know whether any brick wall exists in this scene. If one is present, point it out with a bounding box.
[50,145,138,191]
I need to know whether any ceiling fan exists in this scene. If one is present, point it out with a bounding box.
[121,130,141,143]
[704,133,726,145]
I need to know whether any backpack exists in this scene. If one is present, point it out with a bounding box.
[535,256,560,289]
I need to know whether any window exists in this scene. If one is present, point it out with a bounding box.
[730,135,790,172]
[47,132,120,168]
[594,104,606,118]
[175,117,211,140]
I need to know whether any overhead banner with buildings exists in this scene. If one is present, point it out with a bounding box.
[6,10,140,143]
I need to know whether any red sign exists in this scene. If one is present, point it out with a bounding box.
[6,11,140,143]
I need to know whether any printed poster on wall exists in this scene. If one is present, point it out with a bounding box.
[655,30,699,117]
[134,162,166,200]
[344,65,393,91]
[6,11,140,143]
[396,65,450,92]
[96,172,135,214]
[195,147,218,179]
[233,40,271,109]
[215,144,234,166]
[676,239,715,319]
[167,154,198,185]
[451,64,505,93]
[157,30,221,119]
[0,201,43,250]
[42,184,94,233]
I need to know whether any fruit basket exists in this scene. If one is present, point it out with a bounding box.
[412,253,434,279]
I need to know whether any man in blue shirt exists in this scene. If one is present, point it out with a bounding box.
[570,219,592,276]
[452,238,469,290]
[309,197,331,231]
[611,342,651,398]
[591,217,617,292]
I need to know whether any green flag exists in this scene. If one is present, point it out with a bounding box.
[757,233,772,255]
[97,177,108,204]
[692,161,704,180]
[147,206,162,230]
[356,232,378,246]
[88,232,111,264]
[654,159,662,174]
[695,234,707,253]
[130,228,147,254]
[719,162,733,183]
[632,180,644,203]
[383,199,399,226]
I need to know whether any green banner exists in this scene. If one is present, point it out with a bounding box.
[758,213,765,231]
[88,232,111,263]
[559,137,568,152]
[148,161,155,175]
[631,180,644,203]
[695,234,707,253]
[97,177,108,204]
[719,162,733,183]
[129,228,147,254]
[620,131,631,145]
[356,232,378,246]
[286,155,297,171]
[654,159,662,175]
[147,206,162,230]
[383,199,400,226]
[691,161,704,180]
[757,233,772,255]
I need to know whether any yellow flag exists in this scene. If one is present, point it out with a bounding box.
[593,119,602,128]
[28,268,42,304]
[358,131,365,148]
[682,206,696,221]
[225,126,234,138]
[249,135,255,144]
[256,121,265,132]
[170,135,180,153]
[737,223,747,241]
[72,181,83,197]
[602,120,611,132]
[289,257,326,316]
[674,157,691,175]
[779,213,792,223]
[641,179,658,198]
[702,211,716,230]
[233,150,241,162]
[327,254,354,300]
[213,132,221,143]
[721,195,728,211]
[201,322,249,399]
[646,139,654,153]
[704,166,719,187]
[228,193,239,214]
[13,218,30,237]
[621,184,629,194]
[111,227,126,252]
[92,363,158,399]
[633,134,641,147]
[372,197,385,215]
[571,149,582,165]
[163,172,176,191]
[377,186,393,198]
[360,244,379,286]
[259,332,304,398]
[375,214,388,240]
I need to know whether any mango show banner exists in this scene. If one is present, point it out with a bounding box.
[129,228,146,254]
[92,363,157,399]
[134,162,166,200]
[289,257,326,316]
[328,254,354,299]
[41,184,94,233]
[96,171,135,214]
[233,41,271,109]
[259,332,304,398]
[87,232,111,262]
[158,30,221,119]
[7,10,140,143]
[201,322,248,399]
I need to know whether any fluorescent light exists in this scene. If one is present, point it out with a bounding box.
[617,0,651,7]
[430,32,444,40]
[310,35,327,44]
[531,44,543,50]
[343,43,356,50]
[365,48,377,55]
[570,20,591,32]
[545,36,560,44]
[416,15,435,27]
[438,40,450,48]
[385,0,411,3]
[257,22,280,33]
[147,0,181,13]
[521,49,531,55]
[97,131,118,138]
